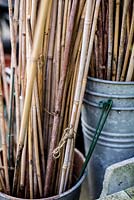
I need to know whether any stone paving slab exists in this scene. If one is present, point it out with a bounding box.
[100,157,134,197]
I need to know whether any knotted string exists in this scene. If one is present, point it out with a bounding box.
[52,127,76,159]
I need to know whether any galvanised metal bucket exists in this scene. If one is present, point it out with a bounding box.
[0,149,86,200]
[81,77,134,200]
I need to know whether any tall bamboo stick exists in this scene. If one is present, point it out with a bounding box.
[47,0,57,147]
[13,0,19,39]
[20,133,27,193]
[8,0,18,174]
[107,0,114,80]
[98,4,104,79]
[31,0,38,35]
[0,171,6,193]
[34,81,45,184]
[33,149,38,198]
[120,2,134,81]
[126,44,134,81]
[0,75,10,194]
[103,2,108,74]
[56,0,63,96]
[32,95,42,197]
[28,114,33,199]
[112,0,120,81]
[126,11,130,37]
[116,0,130,81]
[18,0,24,91]
[61,0,69,61]
[0,36,9,115]
[21,1,26,97]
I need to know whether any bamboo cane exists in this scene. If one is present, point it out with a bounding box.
[31,0,38,34]
[63,44,82,189]
[34,81,46,184]
[0,171,6,193]
[20,132,27,194]
[0,75,10,194]
[54,74,73,194]
[98,4,104,79]
[8,0,17,71]
[107,0,114,80]
[66,0,72,30]
[8,0,18,173]
[0,36,9,115]
[61,0,69,61]
[42,2,53,130]
[41,1,53,156]
[54,73,74,194]
[95,30,99,78]
[13,0,19,39]
[47,0,57,144]
[33,150,38,198]
[74,0,86,34]
[0,155,4,178]
[103,2,108,76]
[112,0,120,81]
[120,2,134,81]
[27,17,33,48]
[28,114,33,199]
[56,0,63,97]
[67,44,82,189]
[8,66,14,178]
[40,1,52,117]
[126,44,134,81]
[32,94,42,197]
[21,0,26,97]
[116,0,130,81]
[14,70,20,143]
[126,11,130,37]
[24,157,29,199]
[13,0,20,142]
[18,0,24,91]
[70,43,82,122]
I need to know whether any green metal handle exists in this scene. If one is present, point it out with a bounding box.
[77,99,113,181]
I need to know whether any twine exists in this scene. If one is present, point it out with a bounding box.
[52,127,76,159]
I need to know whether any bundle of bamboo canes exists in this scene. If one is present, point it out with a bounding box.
[0,0,133,199]
[89,0,134,81]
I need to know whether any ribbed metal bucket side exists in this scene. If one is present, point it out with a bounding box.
[81,77,134,200]
[0,149,86,200]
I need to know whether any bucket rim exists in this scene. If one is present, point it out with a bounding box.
[0,149,86,200]
[88,77,134,85]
